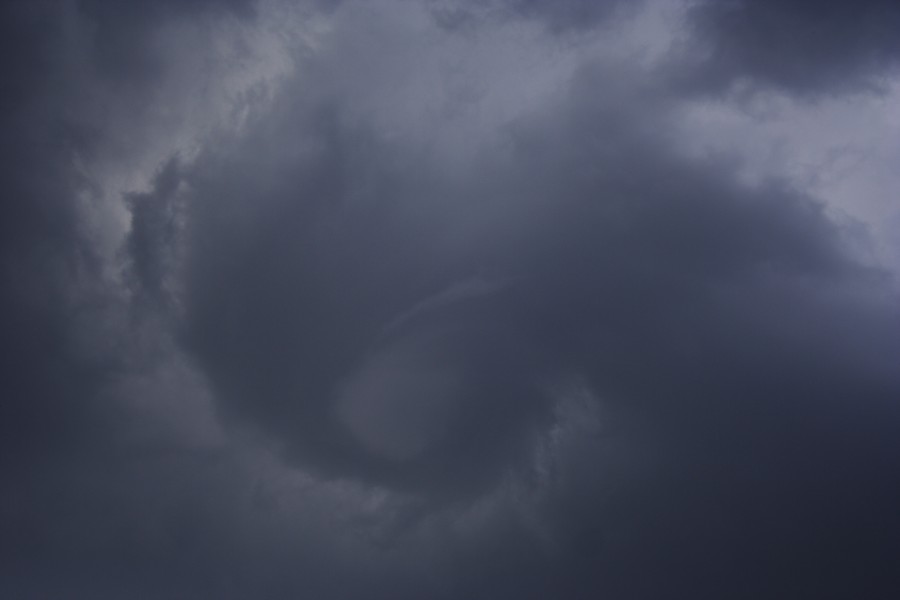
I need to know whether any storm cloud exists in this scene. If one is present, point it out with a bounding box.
[3,1,900,598]
[687,0,900,93]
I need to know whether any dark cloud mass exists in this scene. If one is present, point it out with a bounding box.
[432,0,635,33]
[687,0,900,93]
[3,0,900,598]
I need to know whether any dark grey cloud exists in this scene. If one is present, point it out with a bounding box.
[78,0,257,82]
[0,0,263,461]
[0,1,109,475]
[430,0,637,33]
[686,0,900,94]
[0,1,268,597]
[3,1,900,598]
[154,38,900,593]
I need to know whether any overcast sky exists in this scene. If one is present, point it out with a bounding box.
[3,1,900,598]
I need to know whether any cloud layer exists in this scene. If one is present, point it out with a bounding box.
[3,1,900,598]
